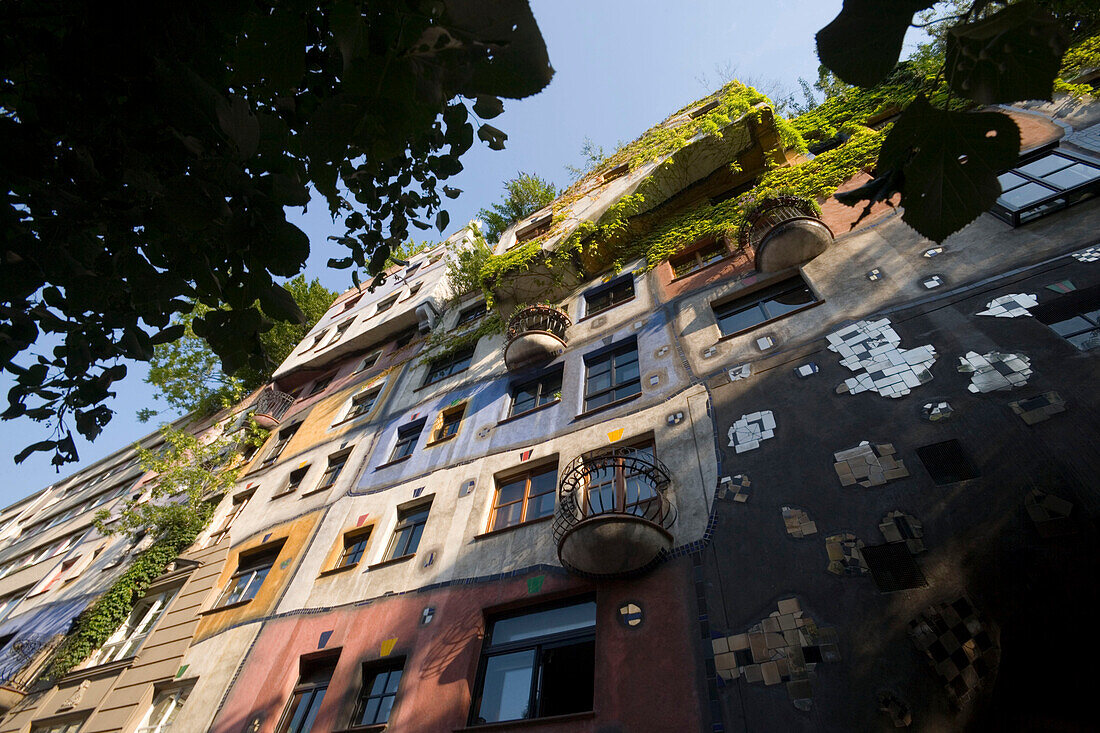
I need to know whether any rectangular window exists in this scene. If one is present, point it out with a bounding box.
[308,375,334,396]
[406,282,423,299]
[284,466,309,494]
[208,490,254,545]
[389,420,425,463]
[276,657,337,733]
[216,544,282,608]
[456,302,487,328]
[375,294,398,314]
[88,588,176,665]
[514,213,552,244]
[583,340,640,412]
[583,275,634,317]
[328,319,353,345]
[136,685,192,733]
[713,275,818,337]
[424,345,475,386]
[405,261,422,277]
[1033,283,1100,350]
[384,504,431,561]
[510,368,562,418]
[337,528,371,569]
[345,387,381,421]
[315,451,350,492]
[490,465,557,531]
[307,330,329,350]
[669,238,729,278]
[393,327,418,349]
[470,599,596,725]
[352,662,403,727]
[341,295,362,312]
[581,440,661,519]
[430,403,466,443]
[263,424,299,466]
[33,720,86,733]
[355,350,382,373]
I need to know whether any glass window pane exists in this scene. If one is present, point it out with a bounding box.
[497,480,526,505]
[586,371,612,395]
[1017,154,1073,177]
[491,601,597,644]
[761,286,814,318]
[358,698,381,725]
[1067,330,1100,349]
[527,492,555,520]
[529,470,557,495]
[1042,163,1100,189]
[384,669,402,694]
[476,650,536,723]
[614,360,639,384]
[997,181,1056,209]
[493,502,523,529]
[1048,316,1092,336]
[716,304,765,335]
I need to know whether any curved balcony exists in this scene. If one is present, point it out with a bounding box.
[554,448,677,578]
[739,195,834,272]
[503,305,571,372]
[251,388,295,429]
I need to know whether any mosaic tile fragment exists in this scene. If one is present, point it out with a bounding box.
[782,506,817,538]
[976,293,1037,318]
[1045,279,1075,293]
[828,319,936,399]
[922,274,944,289]
[795,362,819,378]
[825,533,867,576]
[908,597,999,704]
[877,691,913,728]
[1025,488,1075,538]
[722,474,752,503]
[1071,245,1100,262]
[833,441,909,487]
[867,268,883,281]
[729,411,776,454]
[756,336,775,351]
[922,247,943,258]
[921,401,953,421]
[879,511,925,553]
[957,351,1032,392]
[728,363,752,382]
[1009,390,1065,425]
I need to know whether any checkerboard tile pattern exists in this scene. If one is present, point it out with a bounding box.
[828,319,936,399]
[728,411,776,454]
[957,351,1033,392]
[976,293,1037,318]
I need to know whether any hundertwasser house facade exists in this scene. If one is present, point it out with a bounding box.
[2,82,1100,732]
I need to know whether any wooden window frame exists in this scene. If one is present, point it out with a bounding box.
[488,464,558,532]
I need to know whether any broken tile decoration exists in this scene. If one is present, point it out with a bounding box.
[656,345,670,357]
[782,506,818,538]
[728,363,752,382]
[923,247,944,258]
[825,533,868,576]
[922,274,944,289]
[879,511,925,553]
[1071,245,1100,262]
[1025,488,1075,538]
[921,401,953,422]
[667,411,684,425]
[1045,279,1075,293]
[861,542,928,592]
[833,442,909,487]
[421,606,435,625]
[867,268,883,281]
[702,345,718,359]
[877,691,913,728]
[380,638,398,656]
[723,474,752,503]
[976,293,1037,318]
[476,426,491,439]
[828,319,936,399]
[957,351,1032,392]
[729,411,777,453]
[648,374,659,386]
[710,597,839,710]
[756,336,775,351]
[618,602,643,627]
[606,428,624,443]
[794,362,819,378]
[908,597,999,704]
[1009,391,1065,425]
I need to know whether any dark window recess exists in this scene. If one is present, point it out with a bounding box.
[307,330,328,349]
[263,424,300,466]
[308,375,334,396]
[275,656,336,733]
[346,388,380,420]
[385,503,431,561]
[356,351,381,372]
[316,452,349,491]
[456,302,488,328]
[583,341,640,412]
[510,367,563,417]
[376,295,398,314]
[424,345,475,386]
[406,282,422,298]
[991,149,1100,226]
[584,276,634,317]
[432,404,465,442]
[670,239,729,278]
[689,99,720,118]
[1033,283,1100,350]
[470,599,596,725]
[405,261,422,277]
[329,319,353,344]
[285,466,309,492]
[915,440,979,485]
[353,661,403,727]
[341,295,361,312]
[490,465,557,531]
[389,420,425,462]
[393,327,418,349]
[217,544,282,607]
[515,213,552,243]
[601,163,629,182]
[338,529,371,568]
[713,276,818,337]
[861,542,928,593]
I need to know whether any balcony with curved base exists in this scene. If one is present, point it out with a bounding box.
[553,448,677,579]
[251,388,295,430]
[740,195,834,273]
[504,305,571,372]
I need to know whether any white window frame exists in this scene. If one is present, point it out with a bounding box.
[87,588,176,666]
[136,684,192,733]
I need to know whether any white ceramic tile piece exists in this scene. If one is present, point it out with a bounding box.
[976,293,1038,318]
[827,318,937,399]
[957,350,1033,393]
[729,410,777,453]
[1072,245,1100,263]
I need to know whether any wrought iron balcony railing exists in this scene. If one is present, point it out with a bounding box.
[503,305,571,372]
[251,388,295,429]
[739,195,833,272]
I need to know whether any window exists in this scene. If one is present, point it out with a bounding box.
[1033,284,1100,350]
[470,599,596,725]
[136,685,192,733]
[991,149,1100,226]
[375,294,398,314]
[308,375,334,396]
[263,424,300,466]
[207,490,254,546]
[0,593,23,622]
[393,326,418,349]
[345,387,381,421]
[389,420,425,463]
[514,213,551,244]
[315,451,350,492]
[88,588,176,665]
[216,544,282,607]
[583,340,640,412]
[284,466,310,494]
[276,657,336,733]
[424,345,474,386]
[32,720,85,733]
[307,330,329,350]
[430,403,465,443]
[456,302,487,329]
[355,350,382,373]
[489,465,557,531]
[384,503,431,561]
[405,261,422,277]
[341,295,362,312]
[352,662,403,727]
[405,282,423,299]
[328,319,353,345]
[583,275,634,317]
[337,528,372,569]
[581,440,661,519]
[510,368,562,417]
[669,238,729,278]
[713,275,818,337]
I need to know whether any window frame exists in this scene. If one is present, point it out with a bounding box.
[214,543,283,609]
[582,274,635,318]
[582,339,641,413]
[383,502,431,562]
[428,402,466,444]
[135,684,192,733]
[423,344,475,386]
[579,438,661,519]
[308,374,334,397]
[87,587,177,666]
[990,147,1100,226]
[342,387,381,423]
[262,424,300,467]
[327,318,354,346]
[387,420,425,463]
[355,350,382,373]
[314,450,351,493]
[351,660,404,728]
[275,656,337,733]
[712,274,820,339]
[207,490,254,546]
[488,464,558,532]
[668,236,731,279]
[375,294,399,315]
[508,367,563,419]
[336,527,372,569]
[1033,284,1100,350]
[455,302,487,329]
[282,465,310,495]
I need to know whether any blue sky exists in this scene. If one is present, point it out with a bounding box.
[0,0,849,504]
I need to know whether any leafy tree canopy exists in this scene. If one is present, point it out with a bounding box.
[476,172,557,243]
[1,0,553,466]
[140,277,336,422]
[816,0,1098,242]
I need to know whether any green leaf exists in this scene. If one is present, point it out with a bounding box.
[879,95,1021,242]
[258,281,306,325]
[435,209,450,233]
[816,0,934,88]
[443,185,462,199]
[945,2,1070,105]
[478,124,508,151]
[473,95,504,119]
[216,97,260,159]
